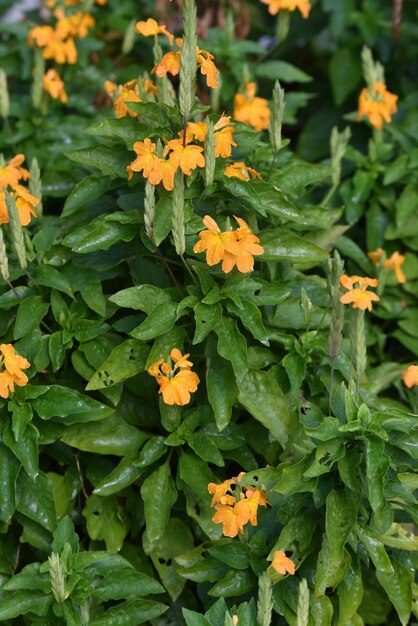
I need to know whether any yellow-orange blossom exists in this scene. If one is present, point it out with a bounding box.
[148,348,199,406]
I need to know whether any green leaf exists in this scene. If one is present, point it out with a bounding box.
[215,316,248,381]
[259,229,327,264]
[89,599,168,626]
[86,340,150,390]
[0,443,19,523]
[143,518,194,601]
[61,414,148,456]
[315,490,358,595]
[85,117,160,147]
[375,559,412,625]
[141,461,177,543]
[223,178,301,222]
[93,453,145,496]
[337,562,363,626]
[62,174,115,217]
[35,265,74,298]
[133,436,167,468]
[65,145,130,178]
[131,302,178,341]
[16,471,56,532]
[206,337,238,431]
[208,569,256,598]
[238,370,290,447]
[208,541,250,570]
[14,296,49,340]
[179,452,213,499]
[92,569,164,600]
[183,609,213,626]
[33,385,113,424]
[109,285,172,314]
[188,433,224,467]
[65,216,140,254]
[82,495,128,552]
[193,302,223,344]
[256,60,312,83]
[10,400,33,440]
[0,590,51,620]
[226,300,269,346]
[356,526,394,574]
[3,422,39,479]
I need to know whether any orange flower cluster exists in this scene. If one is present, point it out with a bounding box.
[224,162,261,181]
[128,135,205,190]
[136,18,174,45]
[46,0,105,7]
[234,82,271,132]
[358,81,398,129]
[340,275,380,312]
[104,79,141,118]
[0,155,39,226]
[185,116,237,159]
[209,473,268,537]
[148,348,200,406]
[28,9,95,64]
[43,69,68,103]
[270,550,296,575]
[402,365,418,389]
[368,248,406,284]
[193,215,264,273]
[0,344,30,399]
[261,0,311,18]
[152,38,218,89]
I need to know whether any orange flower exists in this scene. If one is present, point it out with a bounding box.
[43,69,68,103]
[208,479,236,506]
[193,215,238,270]
[0,154,30,190]
[212,503,249,538]
[194,215,264,273]
[152,50,181,78]
[105,79,141,118]
[13,186,39,226]
[128,140,177,191]
[234,82,270,132]
[165,139,205,175]
[185,121,208,143]
[0,343,30,398]
[358,81,398,129]
[261,0,311,17]
[224,162,261,181]
[367,247,384,265]
[197,49,218,89]
[55,9,95,39]
[384,251,406,284]
[135,18,174,45]
[402,365,418,389]
[28,26,77,64]
[147,348,199,406]
[271,551,296,575]
[214,116,237,158]
[340,274,380,312]
[152,39,218,89]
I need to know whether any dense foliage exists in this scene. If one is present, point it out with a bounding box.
[0,1,417,625]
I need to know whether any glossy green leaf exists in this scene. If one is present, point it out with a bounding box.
[33,385,113,423]
[131,302,178,341]
[89,599,168,626]
[315,490,358,595]
[86,340,150,390]
[83,495,128,552]
[206,337,238,431]
[259,229,327,264]
[141,460,177,543]
[0,590,51,620]
[0,443,19,523]
[109,285,172,314]
[94,453,145,496]
[16,471,56,532]
[238,370,290,446]
[208,569,256,598]
[215,316,248,381]
[14,296,49,340]
[193,302,223,344]
[65,145,130,178]
[61,414,148,455]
